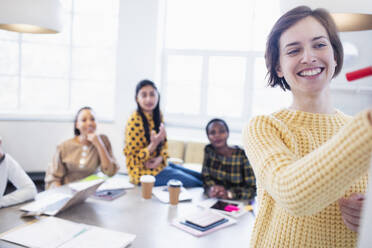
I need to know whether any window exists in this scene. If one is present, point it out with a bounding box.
[0,0,119,120]
[161,0,292,131]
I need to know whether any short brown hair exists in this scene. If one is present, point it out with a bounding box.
[265,6,344,91]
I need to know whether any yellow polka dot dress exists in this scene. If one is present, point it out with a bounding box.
[124,111,168,184]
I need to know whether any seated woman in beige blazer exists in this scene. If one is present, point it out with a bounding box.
[45,106,119,189]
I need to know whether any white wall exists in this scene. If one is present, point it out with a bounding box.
[0,0,371,172]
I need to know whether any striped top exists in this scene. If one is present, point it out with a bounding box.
[243,109,372,248]
[202,144,256,200]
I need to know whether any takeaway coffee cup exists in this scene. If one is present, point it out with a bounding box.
[167,179,183,205]
[140,175,156,199]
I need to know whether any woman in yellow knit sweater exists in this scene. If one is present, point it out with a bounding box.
[243,6,372,248]
[124,79,202,187]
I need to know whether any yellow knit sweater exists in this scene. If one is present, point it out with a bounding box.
[243,109,372,248]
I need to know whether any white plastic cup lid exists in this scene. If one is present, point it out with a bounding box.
[140,175,156,183]
[167,179,183,187]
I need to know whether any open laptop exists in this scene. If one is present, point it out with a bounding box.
[20,180,104,216]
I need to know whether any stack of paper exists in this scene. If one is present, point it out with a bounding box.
[0,217,136,248]
[171,209,236,237]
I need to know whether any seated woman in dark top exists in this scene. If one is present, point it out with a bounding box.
[202,118,256,200]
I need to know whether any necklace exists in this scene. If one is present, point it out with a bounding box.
[79,145,89,169]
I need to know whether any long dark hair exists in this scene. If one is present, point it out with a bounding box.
[135,79,163,155]
[74,106,93,136]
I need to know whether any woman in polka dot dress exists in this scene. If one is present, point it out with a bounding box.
[124,79,202,187]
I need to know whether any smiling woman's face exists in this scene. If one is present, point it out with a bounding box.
[75,109,96,136]
[136,85,159,114]
[277,16,337,96]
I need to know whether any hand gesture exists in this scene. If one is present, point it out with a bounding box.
[339,193,365,232]
[144,156,163,169]
[150,123,166,147]
[87,132,99,146]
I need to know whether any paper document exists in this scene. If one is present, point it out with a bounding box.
[69,174,134,192]
[0,217,136,248]
[19,193,70,212]
[20,180,103,216]
[152,186,192,203]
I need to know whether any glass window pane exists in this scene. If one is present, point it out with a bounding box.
[252,0,281,51]
[165,55,202,115]
[165,0,254,50]
[0,1,119,120]
[61,0,72,12]
[165,84,200,115]
[72,14,118,47]
[207,87,243,117]
[71,80,115,119]
[72,47,115,80]
[252,58,292,116]
[167,55,202,82]
[0,76,18,109]
[74,0,119,15]
[253,57,269,89]
[207,57,245,117]
[21,43,70,77]
[0,30,19,41]
[209,56,246,82]
[0,41,19,75]
[20,77,69,112]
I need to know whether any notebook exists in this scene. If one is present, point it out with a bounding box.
[171,209,236,237]
[184,210,225,227]
[20,180,104,216]
[181,218,228,232]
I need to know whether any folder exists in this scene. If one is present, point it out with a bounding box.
[0,216,136,248]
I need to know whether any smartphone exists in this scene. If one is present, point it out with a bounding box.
[210,200,238,211]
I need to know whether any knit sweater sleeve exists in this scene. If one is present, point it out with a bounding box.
[243,110,372,216]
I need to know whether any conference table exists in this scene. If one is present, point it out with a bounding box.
[0,177,255,248]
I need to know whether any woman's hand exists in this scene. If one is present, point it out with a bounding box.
[338,193,365,232]
[147,123,166,154]
[208,185,227,199]
[144,156,163,169]
[87,133,100,146]
[368,110,372,126]
[150,123,166,146]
